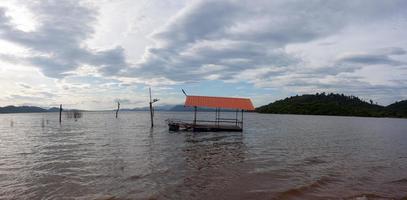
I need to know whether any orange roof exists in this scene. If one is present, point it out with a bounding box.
[184,95,255,110]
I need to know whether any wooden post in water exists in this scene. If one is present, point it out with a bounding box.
[148,88,159,127]
[149,88,154,127]
[217,108,220,127]
[235,109,238,126]
[59,104,62,123]
[116,102,120,118]
[215,108,218,126]
[193,106,197,125]
[241,109,244,129]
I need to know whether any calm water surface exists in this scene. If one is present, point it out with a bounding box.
[0,112,407,199]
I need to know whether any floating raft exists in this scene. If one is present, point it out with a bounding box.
[166,94,254,132]
[167,119,242,132]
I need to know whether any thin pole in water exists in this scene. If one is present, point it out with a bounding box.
[241,109,244,128]
[59,104,62,123]
[215,108,218,126]
[217,108,220,127]
[116,101,120,118]
[193,106,197,125]
[148,88,159,128]
[235,109,238,126]
[149,88,154,127]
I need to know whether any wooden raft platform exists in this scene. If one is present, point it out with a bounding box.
[167,119,242,132]
[166,94,254,132]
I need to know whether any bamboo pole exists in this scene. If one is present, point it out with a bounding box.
[59,104,62,123]
[116,102,120,118]
[235,109,238,126]
[218,108,220,126]
[148,88,159,128]
[241,109,244,128]
[215,108,218,126]
[149,88,154,127]
[193,106,197,125]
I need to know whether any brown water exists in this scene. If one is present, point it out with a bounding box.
[0,112,407,199]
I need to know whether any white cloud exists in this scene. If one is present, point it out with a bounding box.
[0,0,129,78]
[1,0,407,108]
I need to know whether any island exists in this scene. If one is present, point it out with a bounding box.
[256,93,407,118]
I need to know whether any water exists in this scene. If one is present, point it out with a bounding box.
[0,111,407,199]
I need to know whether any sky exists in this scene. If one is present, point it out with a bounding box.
[0,0,407,110]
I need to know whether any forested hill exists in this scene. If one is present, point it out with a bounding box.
[0,106,58,114]
[386,100,407,117]
[256,93,407,118]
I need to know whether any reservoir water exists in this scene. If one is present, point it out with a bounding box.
[0,112,406,199]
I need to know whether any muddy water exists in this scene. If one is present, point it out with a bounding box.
[0,112,406,199]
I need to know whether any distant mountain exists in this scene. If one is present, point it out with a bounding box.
[0,105,88,114]
[48,107,61,112]
[169,105,193,111]
[121,104,176,111]
[0,106,48,113]
[120,107,149,111]
[119,104,233,112]
[122,104,236,112]
[256,93,407,118]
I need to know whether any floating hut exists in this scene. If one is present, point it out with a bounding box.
[167,95,255,132]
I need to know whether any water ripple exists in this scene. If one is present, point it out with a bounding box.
[0,112,407,199]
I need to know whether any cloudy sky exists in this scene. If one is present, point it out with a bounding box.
[0,0,406,110]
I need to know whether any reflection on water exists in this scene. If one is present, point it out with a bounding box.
[0,112,407,199]
[173,132,245,199]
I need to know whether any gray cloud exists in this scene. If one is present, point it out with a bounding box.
[336,47,406,66]
[0,0,128,78]
[124,0,407,84]
[337,54,402,66]
[152,1,241,49]
[16,82,31,89]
